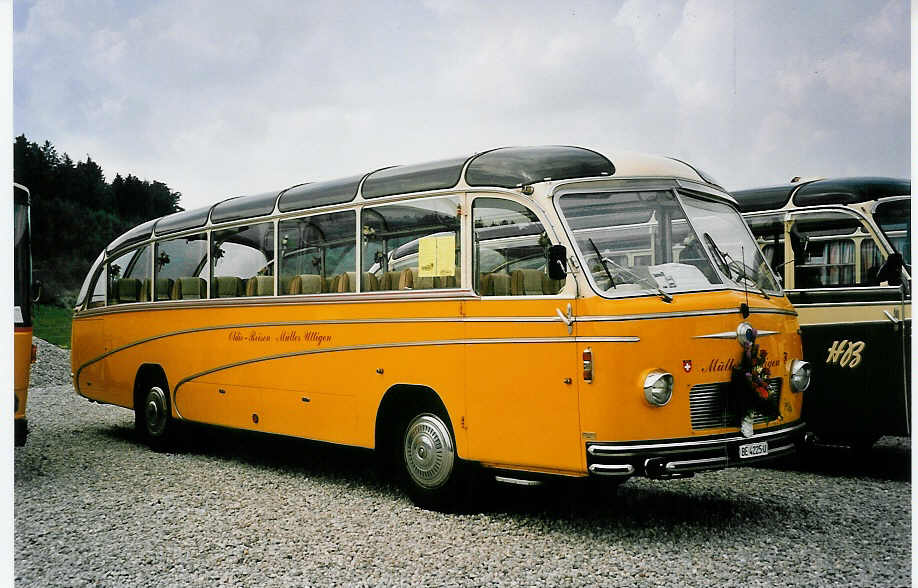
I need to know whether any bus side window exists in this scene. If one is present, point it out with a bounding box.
[472,197,564,296]
[791,211,863,289]
[87,264,107,308]
[362,197,461,292]
[279,210,356,295]
[211,222,275,298]
[155,233,208,300]
[108,245,151,305]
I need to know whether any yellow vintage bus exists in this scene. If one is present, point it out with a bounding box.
[71,146,810,508]
[14,183,36,446]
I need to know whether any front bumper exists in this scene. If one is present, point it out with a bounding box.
[586,421,805,479]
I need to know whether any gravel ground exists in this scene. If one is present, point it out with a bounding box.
[15,338,911,586]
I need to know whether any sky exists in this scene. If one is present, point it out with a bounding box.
[11,0,911,211]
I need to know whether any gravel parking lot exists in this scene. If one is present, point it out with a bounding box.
[15,339,911,586]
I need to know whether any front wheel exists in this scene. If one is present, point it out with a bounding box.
[400,410,466,511]
[135,383,175,450]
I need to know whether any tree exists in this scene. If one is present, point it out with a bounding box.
[12,134,184,305]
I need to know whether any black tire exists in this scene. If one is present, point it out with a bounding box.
[135,377,175,450]
[398,407,468,511]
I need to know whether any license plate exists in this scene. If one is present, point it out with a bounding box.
[738,441,768,459]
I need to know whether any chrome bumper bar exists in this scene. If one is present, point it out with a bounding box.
[586,422,806,480]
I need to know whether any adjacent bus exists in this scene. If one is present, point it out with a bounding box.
[71,146,810,509]
[14,183,36,446]
[735,177,910,449]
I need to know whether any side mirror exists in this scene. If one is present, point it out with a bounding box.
[547,245,567,280]
[877,252,904,286]
[31,280,42,304]
[788,227,808,260]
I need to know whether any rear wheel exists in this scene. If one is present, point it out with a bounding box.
[135,380,175,450]
[399,409,466,511]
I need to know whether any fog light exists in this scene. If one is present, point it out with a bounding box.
[643,370,674,406]
[790,360,811,392]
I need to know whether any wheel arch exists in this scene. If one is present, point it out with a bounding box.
[133,363,169,412]
[374,383,466,459]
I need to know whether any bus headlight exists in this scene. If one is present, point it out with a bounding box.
[790,360,811,392]
[644,370,674,406]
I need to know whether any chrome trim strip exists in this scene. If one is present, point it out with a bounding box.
[578,307,796,323]
[588,464,635,477]
[586,422,806,455]
[787,286,905,294]
[760,443,795,456]
[166,336,637,416]
[576,336,641,343]
[494,476,544,486]
[174,336,633,385]
[693,330,779,339]
[664,456,727,472]
[800,318,911,327]
[748,307,798,316]
[793,301,910,308]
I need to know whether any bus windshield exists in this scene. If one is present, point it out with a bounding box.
[14,200,31,325]
[558,189,781,298]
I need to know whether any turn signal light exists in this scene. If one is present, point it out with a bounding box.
[30,344,37,364]
[582,347,593,383]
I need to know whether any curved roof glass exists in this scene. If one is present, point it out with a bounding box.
[107,218,157,253]
[731,185,795,212]
[153,206,211,236]
[211,190,280,223]
[277,175,363,212]
[793,177,910,207]
[465,146,614,188]
[361,156,471,199]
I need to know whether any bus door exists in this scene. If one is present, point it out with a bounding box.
[462,196,581,473]
[782,208,910,438]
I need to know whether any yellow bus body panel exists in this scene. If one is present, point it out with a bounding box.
[14,328,31,420]
[71,288,803,476]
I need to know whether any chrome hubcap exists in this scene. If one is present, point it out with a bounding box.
[144,386,168,437]
[403,414,454,489]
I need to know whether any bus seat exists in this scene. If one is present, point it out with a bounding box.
[480,272,511,296]
[142,278,174,301]
[336,272,353,293]
[173,277,206,300]
[298,274,324,294]
[279,275,294,295]
[246,276,274,296]
[397,269,414,290]
[360,272,379,292]
[115,278,142,303]
[378,271,401,291]
[325,275,340,293]
[439,275,457,288]
[214,276,244,298]
[541,274,563,294]
[511,269,544,296]
[404,268,436,290]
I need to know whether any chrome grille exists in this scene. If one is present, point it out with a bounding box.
[689,378,782,430]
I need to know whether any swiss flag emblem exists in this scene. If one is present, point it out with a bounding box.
[682,360,692,373]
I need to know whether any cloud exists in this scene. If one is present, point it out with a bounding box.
[13,0,909,209]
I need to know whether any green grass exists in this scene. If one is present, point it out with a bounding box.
[32,304,73,348]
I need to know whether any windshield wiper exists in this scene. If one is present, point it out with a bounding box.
[587,238,616,289]
[586,238,672,302]
[601,255,673,303]
[703,233,769,299]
